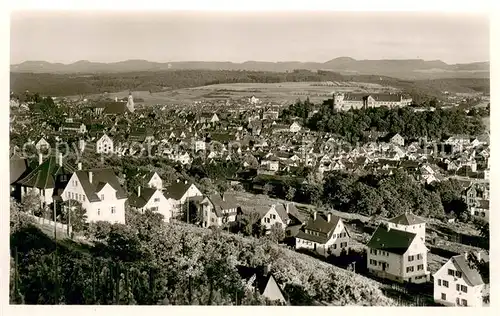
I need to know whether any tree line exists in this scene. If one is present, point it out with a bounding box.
[282,98,485,143]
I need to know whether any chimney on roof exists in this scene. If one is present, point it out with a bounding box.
[78,162,82,170]
[138,186,141,197]
[327,212,332,223]
[313,211,317,220]
[58,153,63,167]
[89,172,93,184]
[38,153,43,165]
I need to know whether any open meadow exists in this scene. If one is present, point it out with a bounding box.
[74,81,400,106]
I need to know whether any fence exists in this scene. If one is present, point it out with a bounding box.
[26,213,72,235]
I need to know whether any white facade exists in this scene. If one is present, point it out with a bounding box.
[260,205,287,231]
[194,141,206,152]
[202,199,237,228]
[35,138,50,151]
[62,173,126,224]
[137,190,175,223]
[20,186,54,205]
[367,237,430,284]
[96,134,114,154]
[147,172,163,190]
[433,259,485,307]
[296,219,349,257]
[390,134,405,147]
[210,114,220,123]
[290,122,302,133]
[179,184,203,205]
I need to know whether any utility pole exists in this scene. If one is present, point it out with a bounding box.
[67,199,71,238]
[186,196,189,224]
[53,201,57,240]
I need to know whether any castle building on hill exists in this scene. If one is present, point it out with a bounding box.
[326,92,413,111]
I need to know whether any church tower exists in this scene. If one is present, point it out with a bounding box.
[126,92,135,113]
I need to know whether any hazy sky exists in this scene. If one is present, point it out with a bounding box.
[10,11,489,64]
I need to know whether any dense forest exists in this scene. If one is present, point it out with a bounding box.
[10,206,396,306]
[10,70,489,102]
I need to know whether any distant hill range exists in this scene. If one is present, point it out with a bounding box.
[11,57,489,80]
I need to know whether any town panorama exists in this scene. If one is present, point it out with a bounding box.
[9,11,490,307]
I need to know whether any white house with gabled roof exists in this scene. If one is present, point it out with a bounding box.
[61,167,127,224]
[96,134,114,154]
[433,251,489,307]
[295,211,350,257]
[367,222,430,284]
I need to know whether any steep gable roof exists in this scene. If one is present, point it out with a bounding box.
[236,265,285,302]
[128,187,158,208]
[164,181,192,200]
[74,169,127,202]
[16,156,75,189]
[367,224,416,255]
[204,194,238,217]
[451,254,487,286]
[303,212,341,233]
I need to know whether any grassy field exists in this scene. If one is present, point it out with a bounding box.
[74,81,400,106]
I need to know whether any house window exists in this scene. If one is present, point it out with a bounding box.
[456,284,460,291]
[455,271,462,278]
[150,207,158,212]
[442,280,449,288]
[456,298,460,305]
[438,279,442,286]
[333,244,337,249]
[417,264,424,271]
[97,209,100,216]
[406,266,414,273]
[101,194,104,201]
[448,269,454,276]
[417,254,422,260]
[461,285,467,293]
[111,206,116,214]
[271,214,276,220]
[408,255,414,261]
[154,198,160,202]
[441,293,446,301]
[461,299,467,306]
[370,259,377,265]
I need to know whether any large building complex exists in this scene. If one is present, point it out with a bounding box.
[324,92,413,111]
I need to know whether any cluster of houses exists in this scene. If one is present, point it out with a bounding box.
[9,92,489,306]
[9,152,489,306]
